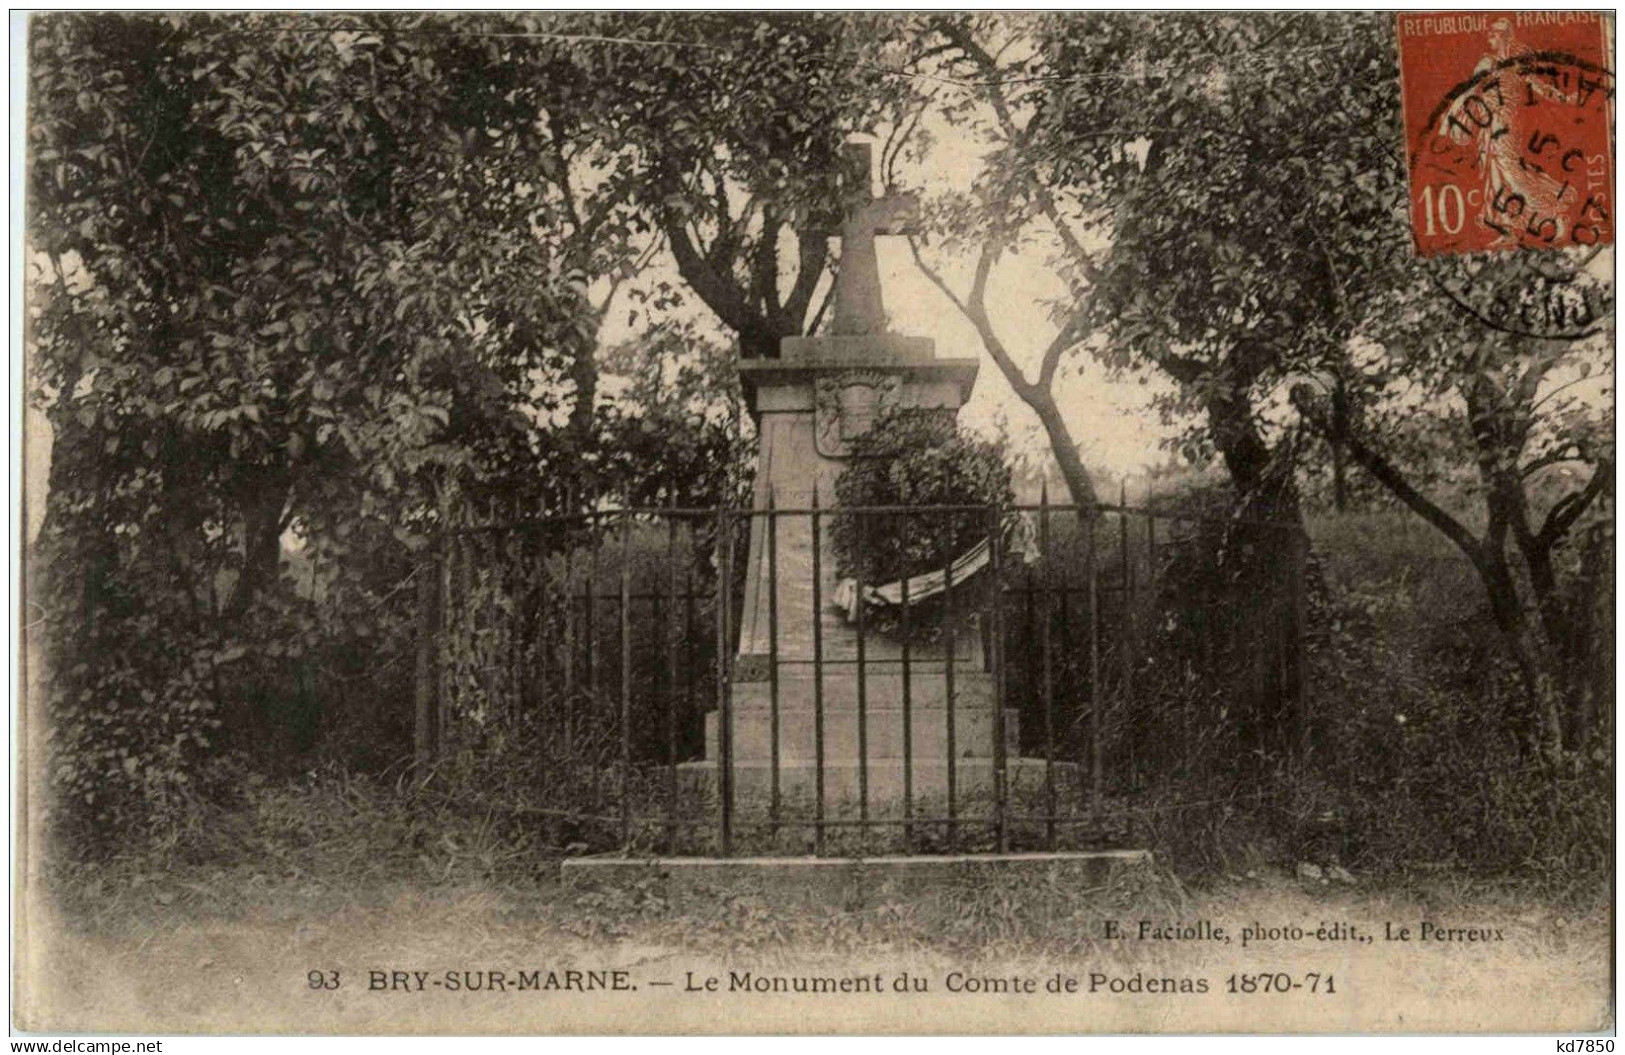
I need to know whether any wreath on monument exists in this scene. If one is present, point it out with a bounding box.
[830,407,1015,636]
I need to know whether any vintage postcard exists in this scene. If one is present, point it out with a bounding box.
[14,10,1615,1037]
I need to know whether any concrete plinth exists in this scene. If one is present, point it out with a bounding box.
[560,850,1154,900]
[677,755,1077,803]
[707,671,1015,763]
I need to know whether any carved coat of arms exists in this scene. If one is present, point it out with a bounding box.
[814,372,901,457]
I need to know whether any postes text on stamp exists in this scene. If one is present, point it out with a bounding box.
[1398,12,1614,257]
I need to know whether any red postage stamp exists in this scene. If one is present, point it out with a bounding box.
[1398,12,1614,256]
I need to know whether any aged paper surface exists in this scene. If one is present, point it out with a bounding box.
[15,9,1614,1036]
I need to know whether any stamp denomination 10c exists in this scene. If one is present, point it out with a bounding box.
[1399,12,1614,257]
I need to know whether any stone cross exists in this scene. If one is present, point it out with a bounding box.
[821,141,919,337]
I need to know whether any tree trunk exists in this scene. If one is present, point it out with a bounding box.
[222,475,289,623]
[1205,380,1299,524]
[1202,365,1308,765]
[566,322,599,450]
[1566,523,1611,750]
[1330,375,1349,512]
[412,545,441,779]
[1472,542,1565,762]
[1029,391,1099,512]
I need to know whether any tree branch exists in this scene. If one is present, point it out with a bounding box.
[939,19,1100,293]
[666,220,754,338]
[1292,384,1485,566]
[905,235,971,318]
[1155,348,1207,385]
[1519,445,1583,478]
[806,274,836,336]
[783,230,829,330]
[907,234,1033,398]
[1537,460,1611,549]
[546,114,583,231]
[907,236,1099,511]
[753,208,783,319]
[1037,308,1088,389]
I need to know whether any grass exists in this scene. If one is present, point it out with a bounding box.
[21,503,1612,1033]
[23,836,1612,1034]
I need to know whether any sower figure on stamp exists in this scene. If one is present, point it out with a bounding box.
[1442,18,1580,247]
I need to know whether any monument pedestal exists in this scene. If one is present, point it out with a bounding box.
[678,140,1073,814]
[699,666,1018,801]
[676,332,1075,809]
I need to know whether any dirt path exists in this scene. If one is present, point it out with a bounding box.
[18,869,1610,1035]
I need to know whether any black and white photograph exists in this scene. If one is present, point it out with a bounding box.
[14,9,1616,1036]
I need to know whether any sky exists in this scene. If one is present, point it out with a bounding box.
[25,53,1613,540]
[593,122,1181,491]
[22,113,1177,546]
[594,229,1176,482]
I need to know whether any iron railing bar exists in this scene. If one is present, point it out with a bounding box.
[619,514,632,850]
[810,485,827,857]
[715,504,734,857]
[504,528,518,727]
[990,498,1008,854]
[767,486,781,836]
[1040,482,1056,851]
[855,507,869,842]
[1088,514,1102,819]
[899,511,913,852]
[537,522,552,746]
[1120,481,1135,792]
[562,541,576,757]
[439,499,1301,536]
[943,538,958,853]
[587,523,601,815]
[469,797,1263,831]
[665,506,680,853]
[684,567,698,808]
[1292,527,1311,765]
[559,583,1163,604]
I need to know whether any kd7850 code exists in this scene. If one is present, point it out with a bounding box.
[1226,973,1335,994]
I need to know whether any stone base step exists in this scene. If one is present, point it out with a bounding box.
[677,756,1078,803]
[730,668,995,710]
[705,703,1020,762]
[561,851,1154,897]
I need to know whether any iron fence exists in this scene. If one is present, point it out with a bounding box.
[416,495,1309,857]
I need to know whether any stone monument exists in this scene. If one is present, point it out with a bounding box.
[681,142,1047,808]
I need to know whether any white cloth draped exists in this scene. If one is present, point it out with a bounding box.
[832,515,1038,623]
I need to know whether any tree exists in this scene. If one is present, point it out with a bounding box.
[27,12,619,846]
[610,14,917,361]
[1292,264,1613,762]
[1032,13,1409,526]
[902,14,1407,524]
[902,13,1612,761]
[1011,11,1612,760]
[596,319,754,510]
[901,13,1104,514]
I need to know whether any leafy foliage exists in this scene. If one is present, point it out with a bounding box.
[26,12,1611,877]
[28,12,890,856]
[22,14,651,853]
[912,12,1612,763]
[596,321,754,511]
